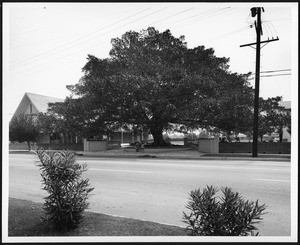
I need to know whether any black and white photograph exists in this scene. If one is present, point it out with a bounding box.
[2,1,298,243]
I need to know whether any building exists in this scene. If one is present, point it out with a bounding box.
[13,92,64,116]
[12,92,148,145]
[12,92,64,143]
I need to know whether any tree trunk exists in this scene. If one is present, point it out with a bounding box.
[279,126,283,143]
[150,126,167,146]
[27,141,31,151]
[226,131,232,142]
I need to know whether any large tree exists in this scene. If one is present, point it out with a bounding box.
[64,27,254,145]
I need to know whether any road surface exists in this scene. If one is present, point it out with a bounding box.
[8,153,292,236]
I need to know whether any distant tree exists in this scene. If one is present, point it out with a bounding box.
[40,97,89,142]
[286,115,291,136]
[258,96,291,142]
[65,27,254,146]
[9,113,40,150]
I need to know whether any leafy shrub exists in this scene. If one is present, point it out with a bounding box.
[182,185,267,236]
[36,148,94,231]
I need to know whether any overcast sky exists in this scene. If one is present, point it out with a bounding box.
[3,2,298,119]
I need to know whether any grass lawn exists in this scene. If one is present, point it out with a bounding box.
[8,198,187,237]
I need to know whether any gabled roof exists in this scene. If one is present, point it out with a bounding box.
[26,92,64,113]
[279,101,291,110]
[13,92,64,116]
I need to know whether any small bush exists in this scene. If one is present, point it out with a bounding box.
[36,148,94,231]
[182,185,267,236]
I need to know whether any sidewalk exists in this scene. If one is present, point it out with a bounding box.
[75,147,291,162]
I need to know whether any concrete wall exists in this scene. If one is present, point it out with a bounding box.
[198,136,219,153]
[84,139,107,151]
[9,142,33,150]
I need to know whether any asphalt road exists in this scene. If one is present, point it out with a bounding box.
[8,153,291,236]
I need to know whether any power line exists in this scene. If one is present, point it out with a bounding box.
[262,21,276,38]
[11,7,167,70]
[10,7,152,68]
[13,7,225,71]
[260,69,291,73]
[174,7,230,26]
[193,7,234,24]
[148,7,194,26]
[10,7,237,71]
[177,7,232,27]
[179,7,226,22]
[260,73,291,77]
[11,8,170,74]
[249,69,291,75]
[261,22,271,39]
[263,20,279,38]
[204,26,249,42]
[248,73,291,80]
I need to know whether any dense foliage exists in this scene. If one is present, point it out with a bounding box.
[36,149,94,231]
[183,185,266,236]
[49,27,254,145]
[9,113,40,150]
[258,97,291,142]
[41,27,290,145]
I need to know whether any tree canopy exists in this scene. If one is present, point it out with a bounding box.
[9,113,40,150]
[257,96,291,142]
[58,27,255,145]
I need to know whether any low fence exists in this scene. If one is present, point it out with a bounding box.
[9,141,121,152]
[83,139,107,151]
[9,142,33,150]
[107,140,122,150]
[36,143,84,151]
[9,142,84,151]
[219,142,291,154]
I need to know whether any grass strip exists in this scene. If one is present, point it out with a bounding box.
[8,198,187,236]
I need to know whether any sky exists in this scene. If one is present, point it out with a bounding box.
[3,2,298,120]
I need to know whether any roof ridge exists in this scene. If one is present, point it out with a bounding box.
[25,92,64,100]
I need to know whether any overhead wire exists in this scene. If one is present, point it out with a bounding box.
[174,7,230,26]
[10,7,140,50]
[248,73,291,80]
[203,26,250,42]
[11,7,169,74]
[261,22,271,39]
[263,20,279,38]
[248,69,292,80]
[260,73,291,77]
[147,7,194,26]
[11,6,283,79]
[11,7,167,70]
[10,7,152,68]
[192,7,234,24]
[176,7,233,27]
[261,20,275,38]
[10,7,118,37]
[260,69,291,73]
[178,7,226,22]
[12,7,228,72]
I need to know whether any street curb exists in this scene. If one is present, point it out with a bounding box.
[75,153,291,162]
[9,151,291,162]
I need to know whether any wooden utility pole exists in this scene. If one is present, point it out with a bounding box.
[240,7,279,157]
